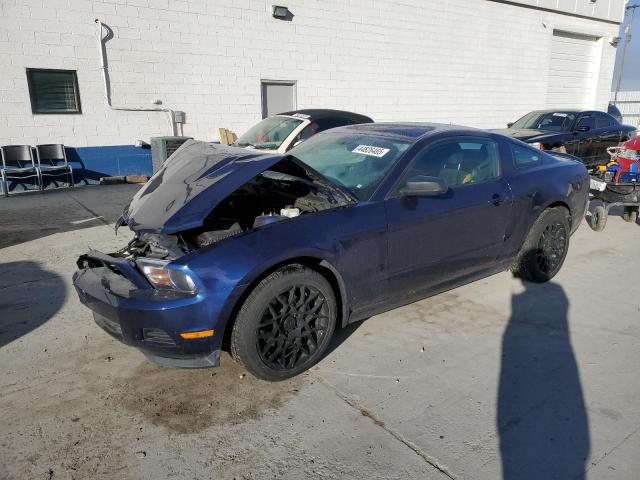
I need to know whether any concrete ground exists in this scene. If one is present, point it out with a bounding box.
[1,188,639,479]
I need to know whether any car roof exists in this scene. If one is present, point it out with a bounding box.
[529,108,619,116]
[277,109,373,123]
[329,122,481,140]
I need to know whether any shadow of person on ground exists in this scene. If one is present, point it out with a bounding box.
[0,261,66,348]
[498,280,590,480]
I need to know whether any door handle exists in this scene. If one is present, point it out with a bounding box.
[490,193,505,206]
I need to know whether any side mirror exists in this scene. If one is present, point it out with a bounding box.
[576,125,590,132]
[399,176,448,197]
[507,122,514,128]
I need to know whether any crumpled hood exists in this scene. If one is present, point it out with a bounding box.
[492,128,561,143]
[121,140,286,234]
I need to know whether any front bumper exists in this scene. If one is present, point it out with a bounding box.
[73,263,221,368]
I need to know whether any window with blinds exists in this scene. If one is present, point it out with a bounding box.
[26,69,81,114]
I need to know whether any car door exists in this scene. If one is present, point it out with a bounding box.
[594,112,622,163]
[384,136,513,303]
[572,113,599,167]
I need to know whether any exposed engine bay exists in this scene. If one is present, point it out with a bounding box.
[111,159,353,262]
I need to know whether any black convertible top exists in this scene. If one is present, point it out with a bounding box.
[277,109,373,124]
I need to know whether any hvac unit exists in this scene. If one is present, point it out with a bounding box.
[150,136,192,172]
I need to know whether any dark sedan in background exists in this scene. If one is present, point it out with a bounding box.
[74,124,588,380]
[495,109,637,168]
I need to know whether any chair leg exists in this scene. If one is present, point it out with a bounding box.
[37,168,44,192]
[68,166,74,187]
[1,171,8,197]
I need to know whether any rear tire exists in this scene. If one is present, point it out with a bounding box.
[591,205,607,232]
[512,207,570,283]
[230,264,337,381]
[622,207,638,223]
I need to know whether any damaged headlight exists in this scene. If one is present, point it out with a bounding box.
[137,259,198,293]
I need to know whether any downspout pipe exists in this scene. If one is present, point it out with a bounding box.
[94,19,177,136]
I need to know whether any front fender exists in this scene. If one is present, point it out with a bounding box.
[177,214,353,336]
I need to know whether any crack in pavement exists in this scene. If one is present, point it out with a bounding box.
[582,422,640,478]
[315,374,457,480]
[0,274,62,291]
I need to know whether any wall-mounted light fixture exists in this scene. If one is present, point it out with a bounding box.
[610,36,621,47]
[272,5,291,19]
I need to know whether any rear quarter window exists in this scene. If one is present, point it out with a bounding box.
[595,112,615,128]
[512,144,541,169]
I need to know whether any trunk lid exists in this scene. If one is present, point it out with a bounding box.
[492,128,551,142]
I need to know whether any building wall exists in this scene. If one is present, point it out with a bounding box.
[0,0,623,148]
[612,91,640,127]
[502,0,626,22]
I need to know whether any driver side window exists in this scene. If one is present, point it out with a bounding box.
[576,115,595,130]
[399,138,501,189]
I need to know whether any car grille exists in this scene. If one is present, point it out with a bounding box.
[142,328,176,347]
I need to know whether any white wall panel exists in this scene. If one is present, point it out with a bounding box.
[0,0,622,146]
[547,30,598,108]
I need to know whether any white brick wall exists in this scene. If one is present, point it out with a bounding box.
[611,90,640,126]
[0,0,622,147]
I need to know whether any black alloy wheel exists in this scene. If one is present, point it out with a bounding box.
[256,284,330,370]
[512,206,571,283]
[231,264,337,381]
[535,221,568,276]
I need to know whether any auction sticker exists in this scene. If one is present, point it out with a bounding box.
[352,145,390,157]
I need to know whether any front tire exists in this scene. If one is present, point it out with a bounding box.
[230,264,337,381]
[512,207,570,283]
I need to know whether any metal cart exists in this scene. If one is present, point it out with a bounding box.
[588,176,640,231]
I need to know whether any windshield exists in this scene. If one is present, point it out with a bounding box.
[511,111,576,132]
[236,116,303,150]
[288,132,412,200]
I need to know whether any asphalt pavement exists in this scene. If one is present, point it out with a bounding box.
[0,184,140,248]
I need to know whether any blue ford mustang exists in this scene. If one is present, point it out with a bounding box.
[73,123,588,380]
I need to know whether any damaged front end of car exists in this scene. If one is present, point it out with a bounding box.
[72,140,354,368]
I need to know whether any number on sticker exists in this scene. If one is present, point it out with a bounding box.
[352,145,390,157]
